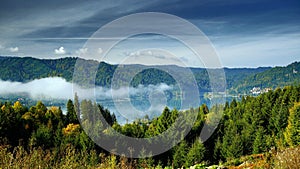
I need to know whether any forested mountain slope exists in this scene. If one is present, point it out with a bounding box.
[233,61,300,93]
[0,56,299,93]
[0,56,76,82]
[0,85,300,168]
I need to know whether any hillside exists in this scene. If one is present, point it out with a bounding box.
[0,84,300,168]
[1,56,299,93]
[233,61,300,94]
[0,56,76,82]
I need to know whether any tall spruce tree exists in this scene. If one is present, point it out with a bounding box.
[66,99,78,124]
[284,102,300,147]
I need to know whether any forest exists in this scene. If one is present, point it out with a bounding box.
[1,56,299,94]
[0,85,300,168]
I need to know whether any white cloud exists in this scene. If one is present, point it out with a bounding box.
[0,77,73,99]
[54,46,66,55]
[0,45,4,50]
[0,77,174,123]
[98,48,103,54]
[0,77,173,101]
[129,51,141,56]
[215,34,300,67]
[147,50,153,55]
[75,47,88,55]
[9,47,19,52]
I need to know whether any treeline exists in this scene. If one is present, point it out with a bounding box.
[234,62,300,93]
[2,56,300,94]
[0,56,283,92]
[1,86,300,168]
[212,85,300,161]
[0,56,76,82]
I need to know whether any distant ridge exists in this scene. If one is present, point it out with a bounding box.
[233,61,300,93]
[0,56,299,93]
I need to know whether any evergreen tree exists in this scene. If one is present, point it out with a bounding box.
[80,99,93,123]
[252,127,266,154]
[74,93,80,122]
[172,140,188,168]
[185,139,205,167]
[66,99,78,124]
[284,102,300,146]
[0,103,17,145]
[30,124,53,149]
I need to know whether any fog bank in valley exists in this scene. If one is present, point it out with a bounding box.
[0,77,173,100]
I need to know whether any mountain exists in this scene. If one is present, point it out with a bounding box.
[223,67,271,89]
[233,61,300,93]
[0,56,298,93]
[0,56,76,82]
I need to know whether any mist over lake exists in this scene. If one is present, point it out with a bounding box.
[0,77,212,123]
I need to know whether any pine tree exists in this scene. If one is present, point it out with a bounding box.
[252,127,266,154]
[66,99,78,124]
[284,102,300,147]
[185,139,205,167]
[74,93,80,122]
[172,140,188,168]
[80,100,93,122]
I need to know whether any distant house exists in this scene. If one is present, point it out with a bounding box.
[293,69,298,74]
[250,87,261,95]
[263,88,272,93]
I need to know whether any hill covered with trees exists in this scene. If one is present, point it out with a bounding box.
[0,85,300,168]
[1,56,299,94]
[233,62,300,94]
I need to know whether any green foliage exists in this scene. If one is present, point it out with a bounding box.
[0,145,108,169]
[5,56,300,94]
[172,140,188,168]
[29,125,53,148]
[98,104,116,126]
[0,85,300,168]
[215,85,300,162]
[234,62,300,93]
[284,102,300,147]
[66,99,78,124]
[121,122,146,138]
[74,93,80,122]
[252,127,267,154]
[146,107,179,137]
[185,139,206,167]
[130,68,176,87]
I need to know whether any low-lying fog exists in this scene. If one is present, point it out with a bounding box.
[0,77,175,123]
[0,77,173,100]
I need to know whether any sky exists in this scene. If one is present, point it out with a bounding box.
[0,0,299,68]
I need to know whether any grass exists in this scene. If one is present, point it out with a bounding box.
[0,145,131,169]
[272,146,300,169]
[1,144,300,169]
[219,146,300,169]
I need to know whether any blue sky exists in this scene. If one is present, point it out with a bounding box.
[0,0,299,67]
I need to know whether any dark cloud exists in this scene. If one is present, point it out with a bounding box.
[0,0,299,67]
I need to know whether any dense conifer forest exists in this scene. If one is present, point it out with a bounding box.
[1,85,300,168]
[1,0,299,168]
